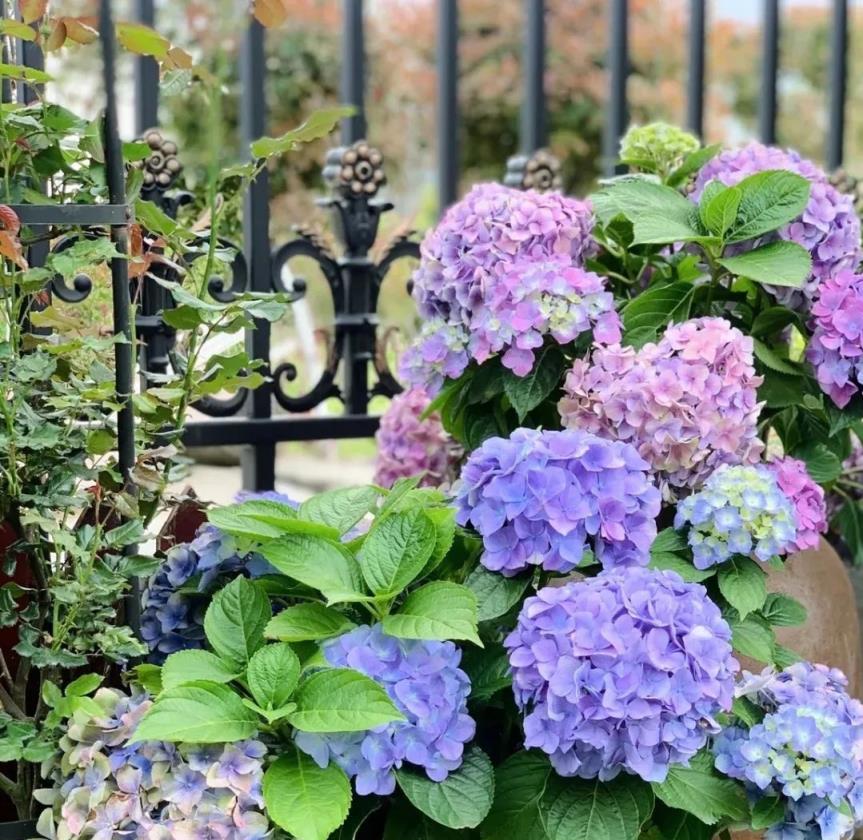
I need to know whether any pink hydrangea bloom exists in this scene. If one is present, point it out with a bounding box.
[767,456,828,552]
[559,317,764,490]
[373,387,461,489]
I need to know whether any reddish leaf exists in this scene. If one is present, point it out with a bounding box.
[62,16,99,45]
[19,0,47,25]
[0,205,21,236]
[0,232,27,270]
[43,19,67,52]
[252,0,288,28]
[116,21,169,59]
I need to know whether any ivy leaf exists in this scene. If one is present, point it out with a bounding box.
[203,578,270,668]
[717,557,767,619]
[251,106,355,158]
[729,613,775,664]
[299,486,380,535]
[761,593,807,627]
[358,509,435,596]
[247,643,300,710]
[289,668,404,733]
[265,604,356,643]
[263,748,352,840]
[621,282,694,336]
[465,566,531,622]
[651,750,748,826]
[481,751,552,840]
[382,582,481,646]
[131,682,258,744]
[726,170,811,243]
[503,345,566,422]
[718,241,811,289]
[161,650,240,690]
[396,747,494,829]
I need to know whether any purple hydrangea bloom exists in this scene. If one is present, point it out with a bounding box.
[674,464,798,569]
[141,491,294,662]
[454,428,661,576]
[692,142,862,310]
[560,317,764,491]
[807,269,863,408]
[400,184,618,391]
[767,457,828,552]
[294,625,475,796]
[373,387,461,489]
[505,568,738,783]
[39,688,269,839]
[714,662,863,840]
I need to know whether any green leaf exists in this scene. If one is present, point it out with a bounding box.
[261,534,365,603]
[131,664,163,695]
[422,507,458,577]
[299,486,380,535]
[86,428,115,456]
[667,144,722,187]
[0,62,52,84]
[651,804,715,840]
[251,106,356,158]
[793,442,842,483]
[732,696,765,727]
[592,177,698,227]
[358,510,435,596]
[717,557,767,619]
[503,345,566,422]
[289,668,404,733]
[384,800,465,840]
[131,681,258,743]
[382,582,481,645]
[727,170,810,243]
[465,566,531,622]
[461,644,512,702]
[718,241,811,289]
[209,500,340,541]
[203,578,270,667]
[761,593,807,627]
[729,614,775,664]
[651,528,690,555]
[264,748,352,840]
[48,238,123,281]
[265,603,356,643]
[161,650,240,690]
[481,751,552,840]
[753,339,804,376]
[751,795,785,830]
[699,184,741,237]
[397,747,494,829]
[835,500,863,565]
[648,553,715,583]
[651,750,748,826]
[247,643,301,709]
[542,774,654,840]
[631,215,716,247]
[751,307,803,339]
[622,282,694,335]
[773,644,804,669]
[116,21,170,58]
[65,673,102,697]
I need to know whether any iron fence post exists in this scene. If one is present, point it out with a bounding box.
[604,0,629,176]
[133,0,159,134]
[759,0,780,145]
[521,0,546,154]
[687,0,706,137]
[827,0,849,169]
[341,0,367,145]
[437,0,459,213]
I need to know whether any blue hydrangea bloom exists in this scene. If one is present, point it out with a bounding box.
[293,625,476,795]
[141,491,294,662]
[505,568,738,783]
[454,427,661,575]
[714,662,863,840]
[673,465,798,569]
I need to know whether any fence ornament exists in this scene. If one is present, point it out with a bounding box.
[504,148,563,193]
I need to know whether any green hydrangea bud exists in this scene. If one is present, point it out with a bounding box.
[619,122,700,176]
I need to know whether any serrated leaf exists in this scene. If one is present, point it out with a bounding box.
[131,682,257,744]
[717,557,767,619]
[161,650,240,690]
[729,614,775,664]
[751,306,803,339]
[299,487,380,535]
[264,749,352,840]
[667,144,722,187]
[651,804,715,840]
[753,339,804,375]
[503,345,566,422]
[465,566,531,621]
[397,747,494,829]
[251,106,355,158]
[382,582,481,645]
[793,442,842,483]
[761,593,807,627]
[651,528,690,554]
[481,751,552,840]
[651,751,748,825]
[773,644,804,669]
[727,170,811,243]
[289,668,404,733]
[699,184,741,237]
[622,281,694,335]
[265,603,356,643]
[461,644,512,702]
[732,696,766,727]
[751,795,785,830]
[421,506,458,577]
[593,178,698,227]
[358,509,435,595]
[719,241,811,289]
[247,643,300,709]
[648,553,715,583]
[203,578,270,667]
[209,500,340,541]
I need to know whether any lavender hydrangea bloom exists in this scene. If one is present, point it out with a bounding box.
[373,387,461,489]
[141,491,294,662]
[505,569,738,783]
[807,269,863,408]
[38,688,269,839]
[767,457,828,552]
[454,428,661,576]
[674,464,798,569]
[294,625,475,796]
[560,317,764,490]
[714,663,863,840]
[692,143,862,310]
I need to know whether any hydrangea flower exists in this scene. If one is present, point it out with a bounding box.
[141,491,294,662]
[505,568,738,783]
[454,428,661,576]
[559,317,764,490]
[807,269,863,408]
[37,687,269,839]
[400,184,618,391]
[692,142,862,310]
[620,122,700,175]
[766,457,828,552]
[294,625,475,796]
[373,387,461,489]
[714,662,863,840]
[674,464,798,569]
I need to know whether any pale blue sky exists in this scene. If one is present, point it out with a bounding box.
[715,0,862,23]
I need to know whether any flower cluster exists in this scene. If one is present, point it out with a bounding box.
[505,568,737,783]
[674,465,798,569]
[692,142,862,309]
[294,625,475,796]
[559,317,764,490]
[454,428,660,576]
[620,122,700,174]
[38,688,269,839]
[807,269,863,408]
[141,491,293,662]
[400,183,619,391]
[766,457,828,552]
[373,387,461,489]
[714,663,863,840]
